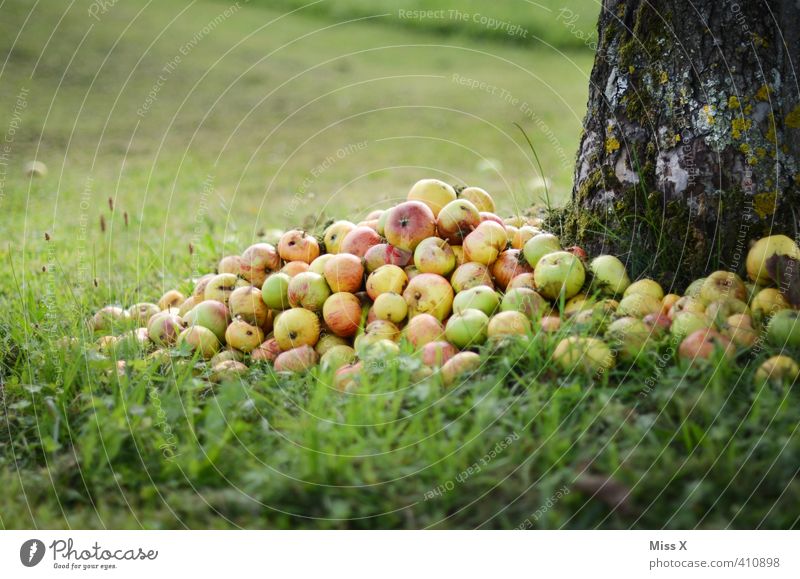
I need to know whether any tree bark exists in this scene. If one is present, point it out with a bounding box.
[561,0,800,288]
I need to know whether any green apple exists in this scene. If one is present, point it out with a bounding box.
[320,344,356,373]
[445,309,489,348]
[500,287,546,320]
[746,234,800,284]
[616,293,662,318]
[453,285,500,316]
[624,278,664,301]
[589,255,631,296]
[288,271,331,311]
[522,233,561,269]
[533,251,585,301]
[684,277,706,298]
[755,355,800,384]
[670,311,711,341]
[487,311,531,339]
[262,272,292,310]
[766,310,800,348]
[699,270,747,304]
[315,333,349,356]
[553,336,614,374]
[605,317,651,362]
[178,326,220,359]
[751,288,790,318]
[183,300,230,342]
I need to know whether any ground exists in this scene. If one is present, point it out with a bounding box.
[1,0,799,529]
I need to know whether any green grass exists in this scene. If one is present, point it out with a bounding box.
[1,0,799,529]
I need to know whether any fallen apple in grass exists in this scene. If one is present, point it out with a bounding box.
[178,326,221,359]
[225,319,265,353]
[522,233,561,269]
[746,234,800,284]
[324,253,365,293]
[605,317,651,362]
[754,355,800,384]
[678,328,734,362]
[450,262,495,292]
[766,310,800,348]
[670,311,711,341]
[210,360,248,383]
[366,264,408,300]
[445,309,489,348]
[750,288,790,318]
[487,310,531,339]
[699,270,747,304]
[624,278,664,302]
[278,230,320,263]
[420,340,458,367]
[589,254,631,296]
[288,271,331,311]
[91,306,129,332]
[315,333,350,356]
[462,221,507,265]
[491,249,532,290]
[251,338,282,363]
[218,255,242,277]
[204,273,242,304]
[147,312,185,346]
[128,303,160,325]
[274,307,321,351]
[403,273,454,321]
[364,243,412,272]
[373,292,408,323]
[261,272,292,310]
[553,336,615,374]
[500,287,546,320]
[402,313,445,348]
[320,344,357,373]
[274,345,319,373]
[458,186,495,213]
[158,290,185,311]
[384,201,437,252]
[282,261,310,277]
[407,178,457,216]
[440,351,482,386]
[453,284,500,316]
[240,243,280,286]
[436,198,481,244]
[616,292,663,318]
[323,220,356,254]
[340,225,382,257]
[414,237,456,276]
[323,292,362,337]
[183,300,230,342]
[229,286,272,328]
[533,251,585,301]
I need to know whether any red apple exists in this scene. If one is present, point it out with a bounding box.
[251,337,282,363]
[240,243,280,286]
[491,249,533,290]
[274,345,319,373]
[323,253,364,293]
[384,201,436,252]
[420,340,458,367]
[679,328,734,362]
[278,229,320,263]
[322,292,362,337]
[288,271,331,311]
[340,225,382,257]
[436,199,481,244]
[281,261,309,277]
[402,313,445,348]
[364,243,413,272]
[479,212,505,225]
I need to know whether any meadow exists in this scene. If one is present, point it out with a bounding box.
[1,0,798,529]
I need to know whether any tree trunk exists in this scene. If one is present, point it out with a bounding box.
[561,0,800,288]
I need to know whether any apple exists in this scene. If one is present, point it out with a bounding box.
[704,298,750,326]
[192,273,215,298]
[553,337,615,374]
[766,310,800,348]
[405,265,422,280]
[274,345,319,373]
[507,272,536,291]
[23,160,47,178]
[480,212,505,225]
[183,300,230,342]
[91,305,129,332]
[522,233,561,269]
[366,264,408,300]
[251,338,282,363]
[323,220,356,254]
[667,296,705,319]
[360,338,401,361]
[384,201,437,251]
[315,333,349,356]
[445,309,489,348]
[450,262,494,292]
[288,271,331,311]
[218,255,243,278]
[211,348,245,366]
[128,303,160,325]
[224,319,264,353]
[320,344,357,373]
[281,261,309,277]
[209,360,248,383]
[487,311,531,339]
[500,287,546,319]
[178,326,220,359]
[458,186,495,213]
[754,355,800,384]
[451,245,465,266]
[364,243,412,272]
[334,362,363,392]
[436,199,481,243]
[605,317,651,362]
[420,340,458,367]
[746,234,800,284]
[643,313,671,336]
[491,249,532,290]
[624,278,664,302]
[158,290,185,311]
[376,210,390,236]
[340,225,382,257]
[402,313,444,348]
[373,292,408,323]
[309,254,335,276]
[177,295,200,317]
[204,273,240,304]
[403,273,454,321]
[262,272,292,310]
[678,328,734,362]
[278,230,320,263]
[588,255,631,296]
[670,311,711,341]
[229,286,271,327]
[661,294,681,315]
[462,221,507,265]
[510,225,540,250]
[440,351,482,387]
[407,178,457,216]
[722,313,758,347]
[684,277,705,298]
[323,253,364,293]
[364,319,401,342]
[699,270,747,304]
[533,251,586,301]
[414,237,456,276]
[322,292,362,337]
[240,243,281,287]
[616,293,662,318]
[147,312,185,346]
[563,294,596,316]
[452,285,500,316]
[96,335,119,354]
[274,308,321,350]
[539,316,561,332]
[751,288,790,318]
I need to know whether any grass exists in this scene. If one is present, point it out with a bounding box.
[1,0,799,529]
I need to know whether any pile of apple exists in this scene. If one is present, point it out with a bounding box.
[89,179,800,389]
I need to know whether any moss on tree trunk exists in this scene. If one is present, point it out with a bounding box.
[558,0,800,289]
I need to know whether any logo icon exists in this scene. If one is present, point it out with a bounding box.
[20,539,46,567]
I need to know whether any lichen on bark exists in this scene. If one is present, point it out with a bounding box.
[558,0,800,289]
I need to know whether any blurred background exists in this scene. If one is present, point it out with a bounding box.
[0,0,598,289]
